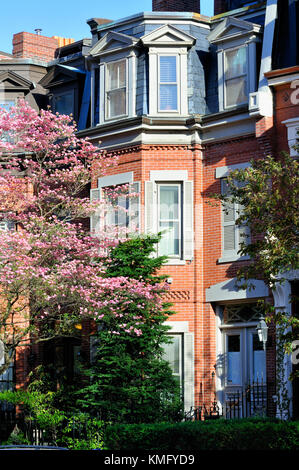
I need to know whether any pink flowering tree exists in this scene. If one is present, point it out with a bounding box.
[0,100,165,377]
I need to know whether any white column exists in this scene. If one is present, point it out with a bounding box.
[272,280,293,419]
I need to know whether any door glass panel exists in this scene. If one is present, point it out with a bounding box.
[227,334,241,385]
[252,333,266,382]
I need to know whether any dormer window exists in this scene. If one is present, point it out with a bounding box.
[141,24,195,117]
[88,31,139,125]
[208,17,262,112]
[224,46,247,108]
[106,59,127,119]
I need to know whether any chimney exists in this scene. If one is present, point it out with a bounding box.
[12,31,74,62]
[152,0,201,13]
[214,0,228,15]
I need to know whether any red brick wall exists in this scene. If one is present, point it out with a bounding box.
[12,32,59,62]
[152,0,201,13]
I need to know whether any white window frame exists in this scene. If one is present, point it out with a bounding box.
[282,118,299,158]
[208,18,261,112]
[105,58,128,121]
[157,182,182,259]
[216,163,250,263]
[223,45,248,109]
[164,321,194,413]
[147,48,188,116]
[145,171,193,264]
[90,172,140,238]
[158,55,179,113]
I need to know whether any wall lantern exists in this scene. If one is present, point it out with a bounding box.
[256,316,268,350]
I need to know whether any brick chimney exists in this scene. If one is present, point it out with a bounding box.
[152,0,201,13]
[214,0,228,15]
[12,32,74,62]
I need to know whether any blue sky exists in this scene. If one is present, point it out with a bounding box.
[0,0,214,54]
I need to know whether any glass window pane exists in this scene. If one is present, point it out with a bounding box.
[54,93,73,115]
[107,88,126,118]
[163,336,180,375]
[227,334,241,385]
[107,61,126,90]
[160,56,177,83]
[159,221,180,256]
[225,48,247,79]
[159,185,179,220]
[225,77,247,107]
[252,333,266,382]
[160,84,178,110]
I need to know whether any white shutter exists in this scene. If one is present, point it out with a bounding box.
[183,180,193,260]
[128,182,140,234]
[183,333,194,412]
[144,181,155,234]
[90,188,101,235]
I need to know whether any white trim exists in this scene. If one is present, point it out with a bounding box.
[98,171,133,189]
[215,162,251,179]
[150,170,188,181]
[282,118,299,157]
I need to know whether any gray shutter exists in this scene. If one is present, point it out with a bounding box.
[221,178,236,252]
[128,182,140,234]
[90,188,101,235]
[145,181,155,234]
[183,333,194,412]
[183,180,193,260]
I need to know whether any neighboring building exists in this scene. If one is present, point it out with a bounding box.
[0,31,75,112]
[2,0,298,419]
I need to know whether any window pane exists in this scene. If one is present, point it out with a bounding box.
[160,84,178,111]
[252,333,266,382]
[107,88,126,118]
[225,48,247,79]
[159,221,180,256]
[107,61,126,90]
[163,336,180,375]
[54,93,73,115]
[160,56,177,83]
[159,185,179,220]
[227,334,241,385]
[225,77,247,106]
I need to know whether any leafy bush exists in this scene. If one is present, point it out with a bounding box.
[104,418,299,451]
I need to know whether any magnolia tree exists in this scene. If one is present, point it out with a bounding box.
[0,100,164,375]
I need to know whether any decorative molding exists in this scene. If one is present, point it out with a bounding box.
[163,290,191,302]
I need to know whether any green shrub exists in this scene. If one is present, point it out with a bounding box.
[104,418,299,451]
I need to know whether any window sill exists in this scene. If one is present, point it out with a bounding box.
[164,259,186,266]
[217,254,250,264]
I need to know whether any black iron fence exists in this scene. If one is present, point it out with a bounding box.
[184,380,269,421]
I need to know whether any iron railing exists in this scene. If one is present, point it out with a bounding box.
[184,379,269,421]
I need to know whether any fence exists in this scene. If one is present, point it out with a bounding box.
[184,379,268,421]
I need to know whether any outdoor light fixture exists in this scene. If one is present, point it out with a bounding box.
[256,316,268,350]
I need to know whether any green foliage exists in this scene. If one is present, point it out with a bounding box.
[218,152,299,362]
[76,235,183,424]
[104,418,299,451]
[103,233,168,284]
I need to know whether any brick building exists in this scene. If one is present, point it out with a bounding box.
[2,0,298,419]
